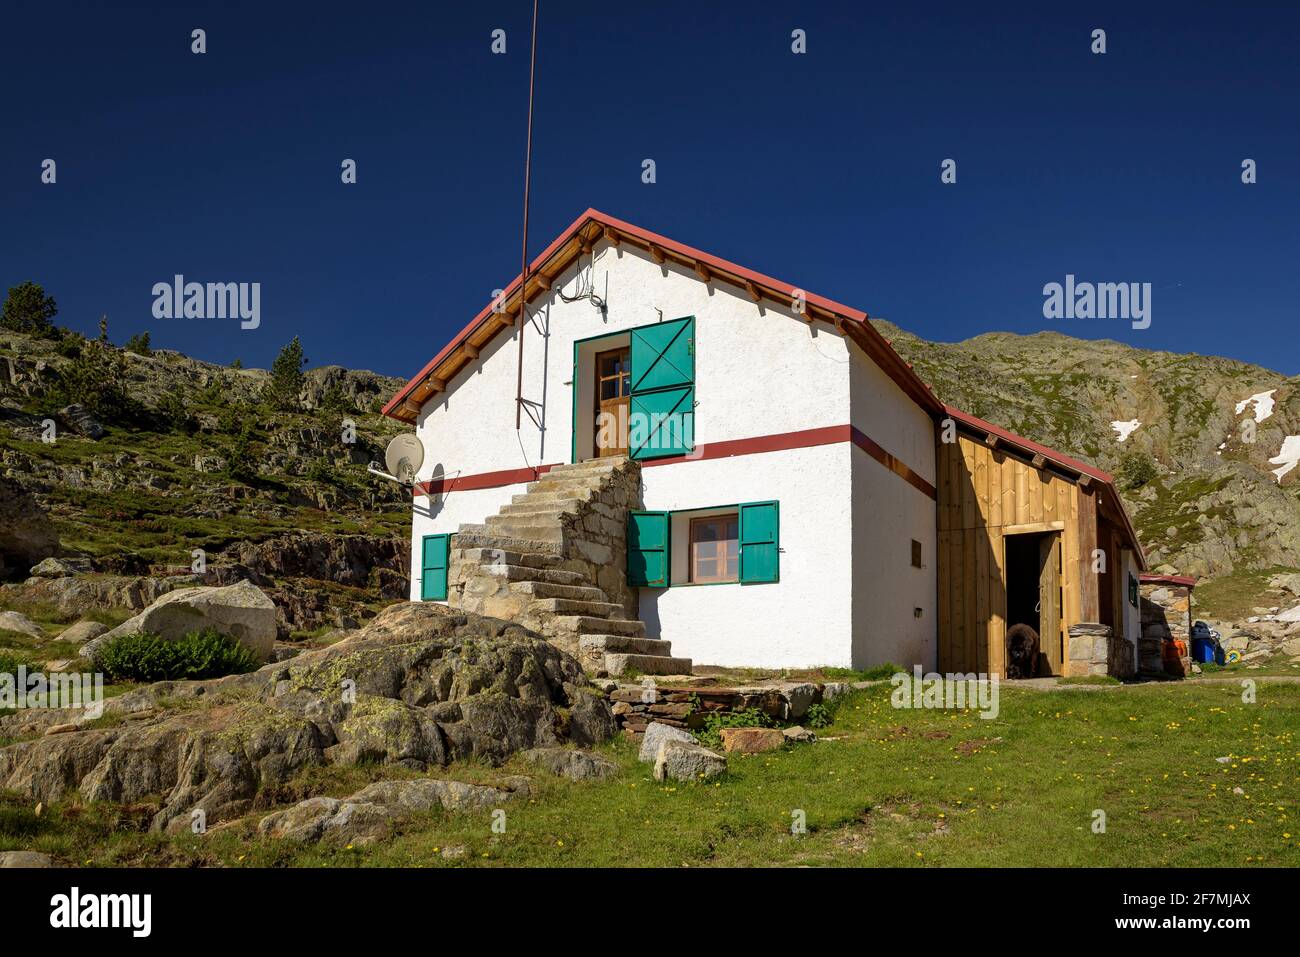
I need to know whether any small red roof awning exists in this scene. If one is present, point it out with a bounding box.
[1139,573,1197,589]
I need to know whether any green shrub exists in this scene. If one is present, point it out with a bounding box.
[0,649,41,676]
[804,702,834,729]
[94,629,259,682]
[125,331,152,356]
[692,704,774,749]
[1118,450,1158,491]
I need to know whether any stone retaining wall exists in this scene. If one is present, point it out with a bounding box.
[1140,581,1193,677]
[608,679,847,737]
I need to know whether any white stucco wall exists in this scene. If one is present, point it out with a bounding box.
[412,240,855,482]
[850,444,937,671]
[848,349,938,671]
[1122,549,1142,655]
[638,444,854,669]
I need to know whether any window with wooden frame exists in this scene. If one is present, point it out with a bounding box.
[689,514,739,583]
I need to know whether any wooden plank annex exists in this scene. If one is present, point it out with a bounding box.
[935,410,1143,678]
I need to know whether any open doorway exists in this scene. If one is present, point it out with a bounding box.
[1003,531,1062,677]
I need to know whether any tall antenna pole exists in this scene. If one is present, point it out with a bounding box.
[514,0,539,430]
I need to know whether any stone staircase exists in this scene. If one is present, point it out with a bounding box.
[448,456,692,677]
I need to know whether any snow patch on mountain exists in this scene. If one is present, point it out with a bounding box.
[1111,419,1141,442]
[1236,390,1277,422]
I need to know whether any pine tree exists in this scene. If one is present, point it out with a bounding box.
[0,281,59,337]
[266,337,306,410]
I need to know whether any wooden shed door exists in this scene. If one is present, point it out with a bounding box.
[1039,533,1063,674]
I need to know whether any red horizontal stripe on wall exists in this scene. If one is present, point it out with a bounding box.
[412,424,935,500]
[850,426,936,500]
[638,424,852,466]
[414,463,556,497]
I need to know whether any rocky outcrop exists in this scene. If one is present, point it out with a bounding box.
[257,776,529,845]
[218,532,408,595]
[520,747,619,782]
[0,475,58,580]
[0,602,615,832]
[82,581,278,662]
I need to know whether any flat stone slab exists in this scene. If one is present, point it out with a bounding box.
[720,727,785,754]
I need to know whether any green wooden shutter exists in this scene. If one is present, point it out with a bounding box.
[628,316,694,459]
[1128,572,1139,608]
[738,501,779,584]
[420,533,450,601]
[627,511,670,587]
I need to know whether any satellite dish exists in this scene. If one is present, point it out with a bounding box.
[384,434,425,485]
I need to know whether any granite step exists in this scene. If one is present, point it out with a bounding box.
[528,598,622,618]
[551,615,645,637]
[578,634,673,656]
[603,653,694,677]
[506,580,609,602]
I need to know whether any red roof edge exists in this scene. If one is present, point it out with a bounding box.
[381,208,943,420]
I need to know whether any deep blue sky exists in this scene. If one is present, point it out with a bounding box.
[3,1,1298,379]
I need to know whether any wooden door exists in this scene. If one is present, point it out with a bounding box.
[594,347,630,457]
[1038,532,1063,674]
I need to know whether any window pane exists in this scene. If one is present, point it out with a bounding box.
[600,378,618,400]
[696,558,718,579]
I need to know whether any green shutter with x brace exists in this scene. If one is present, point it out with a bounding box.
[628,316,694,459]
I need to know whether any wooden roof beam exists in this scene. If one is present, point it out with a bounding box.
[694,261,712,282]
[602,226,620,246]
[648,244,666,265]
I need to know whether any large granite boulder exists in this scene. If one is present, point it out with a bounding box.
[258,777,528,845]
[653,740,726,782]
[0,610,43,638]
[81,580,277,662]
[521,747,619,782]
[637,721,697,763]
[0,602,615,833]
[55,621,109,645]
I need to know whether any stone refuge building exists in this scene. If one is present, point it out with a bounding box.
[382,209,1147,678]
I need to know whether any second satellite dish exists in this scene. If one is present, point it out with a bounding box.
[384,434,425,485]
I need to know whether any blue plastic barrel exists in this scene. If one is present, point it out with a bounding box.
[1191,636,1216,664]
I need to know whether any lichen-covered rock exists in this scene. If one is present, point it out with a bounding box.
[55,621,109,644]
[0,850,54,868]
[653,740,726,782]
[521,747,619,781]
[0,610,43,638]
[637,722,697,763]
[0,602,613,833]
[257,776,527,845]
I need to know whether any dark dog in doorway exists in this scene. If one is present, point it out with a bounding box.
[1005,623,1040,679]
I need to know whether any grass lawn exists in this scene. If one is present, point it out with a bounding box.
[3,677,1297,868]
